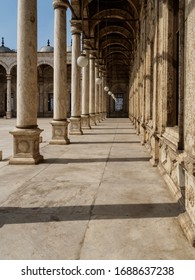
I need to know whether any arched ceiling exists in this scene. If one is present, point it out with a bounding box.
[70,0,141,84]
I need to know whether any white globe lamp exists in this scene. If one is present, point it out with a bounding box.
[96,77,102,85]
[77,53,88,67]
[104,86,109,92]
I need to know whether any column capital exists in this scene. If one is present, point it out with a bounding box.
[83,39,92,50]
[70,20,82,34]
[53,0,69,10]
[89,50,96,58]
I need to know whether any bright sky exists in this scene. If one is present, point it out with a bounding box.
[0,0,72,51]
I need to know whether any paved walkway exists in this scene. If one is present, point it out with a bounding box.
[0,118,195,259]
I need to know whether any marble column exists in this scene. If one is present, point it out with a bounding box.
[103,76,108,119]
[81,49,91,129]
[69,20,83,135]
[9,0,43,164]
[89,52,96,125]
[99,69,103,120]
[38,78,44,116]
[50,0,70,144]
[95,63,100,123]
[6,74,12,119]
[150,0,159,167]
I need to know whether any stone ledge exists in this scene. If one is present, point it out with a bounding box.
[178,212,195,247]
[178,152,195,176]
[162,126,179,151]
[158,162,182,201]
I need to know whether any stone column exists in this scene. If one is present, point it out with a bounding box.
[81,49,91,129]
[99,69,103,120]
[38,78,44,116]
[69,20,83,135]
[95,63,100,123]
[10,0,43,164]
[101,74,105,119]
[89,52,96,125]
[50,0,70,144]
[145,39,152,122]
[150,0,159,167]
[6,74,12,119]
[102,74,107,119]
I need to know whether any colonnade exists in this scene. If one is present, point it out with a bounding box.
[8,0,106,164]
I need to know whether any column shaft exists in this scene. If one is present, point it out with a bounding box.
[99,70,103,120]
[69,20,83,135]
[17,0,38,128]
[89,53,96,125]
[6,74,12,119]
[95,64,100,123]
[50,0,70,144]
[81,50,91,129]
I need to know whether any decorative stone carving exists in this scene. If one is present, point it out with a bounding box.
[69,117,83,135]
[81,115,91,129]
[187,186,195,208]
[9,128,43,164]
[50,120,70,144]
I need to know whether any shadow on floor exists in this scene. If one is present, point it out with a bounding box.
[84,132,136,135]
[70,141,141,145]
[43,157,151,164]
[90,127,135,130]
[0,203,183,227]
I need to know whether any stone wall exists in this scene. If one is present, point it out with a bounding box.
[129,0,195,246]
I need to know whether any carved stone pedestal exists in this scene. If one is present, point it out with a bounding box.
[50,120,70,145]
[9,128,43,165]
[150,133,159,167]
[100,113,104,121]
[81,114,91,129]
[69,117,83,135]
[140,123,146,145]
[95,114,101,123]
[90,114,96,126]
[6,112,12,119]
[178,170,195,247]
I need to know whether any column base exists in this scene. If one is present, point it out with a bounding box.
[95,113,101,123]
[103,112,107,120]
[100,112,104,121]
[81,114,91,129]
[140,123,146,145]
[149,133,159,167]
[9,127,44,165]
[6,111,12,119]
[90,114,96,126]
[49,120,70,145]
[69,117,83,135]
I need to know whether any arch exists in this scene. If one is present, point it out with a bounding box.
[99,25,133,41]
[89,9,136,38]
[0,61,9,73]
[38,61,54,68]
[9,62,17,74]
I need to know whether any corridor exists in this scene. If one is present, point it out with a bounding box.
[0,118,195,259]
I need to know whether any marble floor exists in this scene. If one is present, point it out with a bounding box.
[0,118,195,259]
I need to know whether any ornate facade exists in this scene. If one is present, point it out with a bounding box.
[0,0,195,246]
[0,41,72,118]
